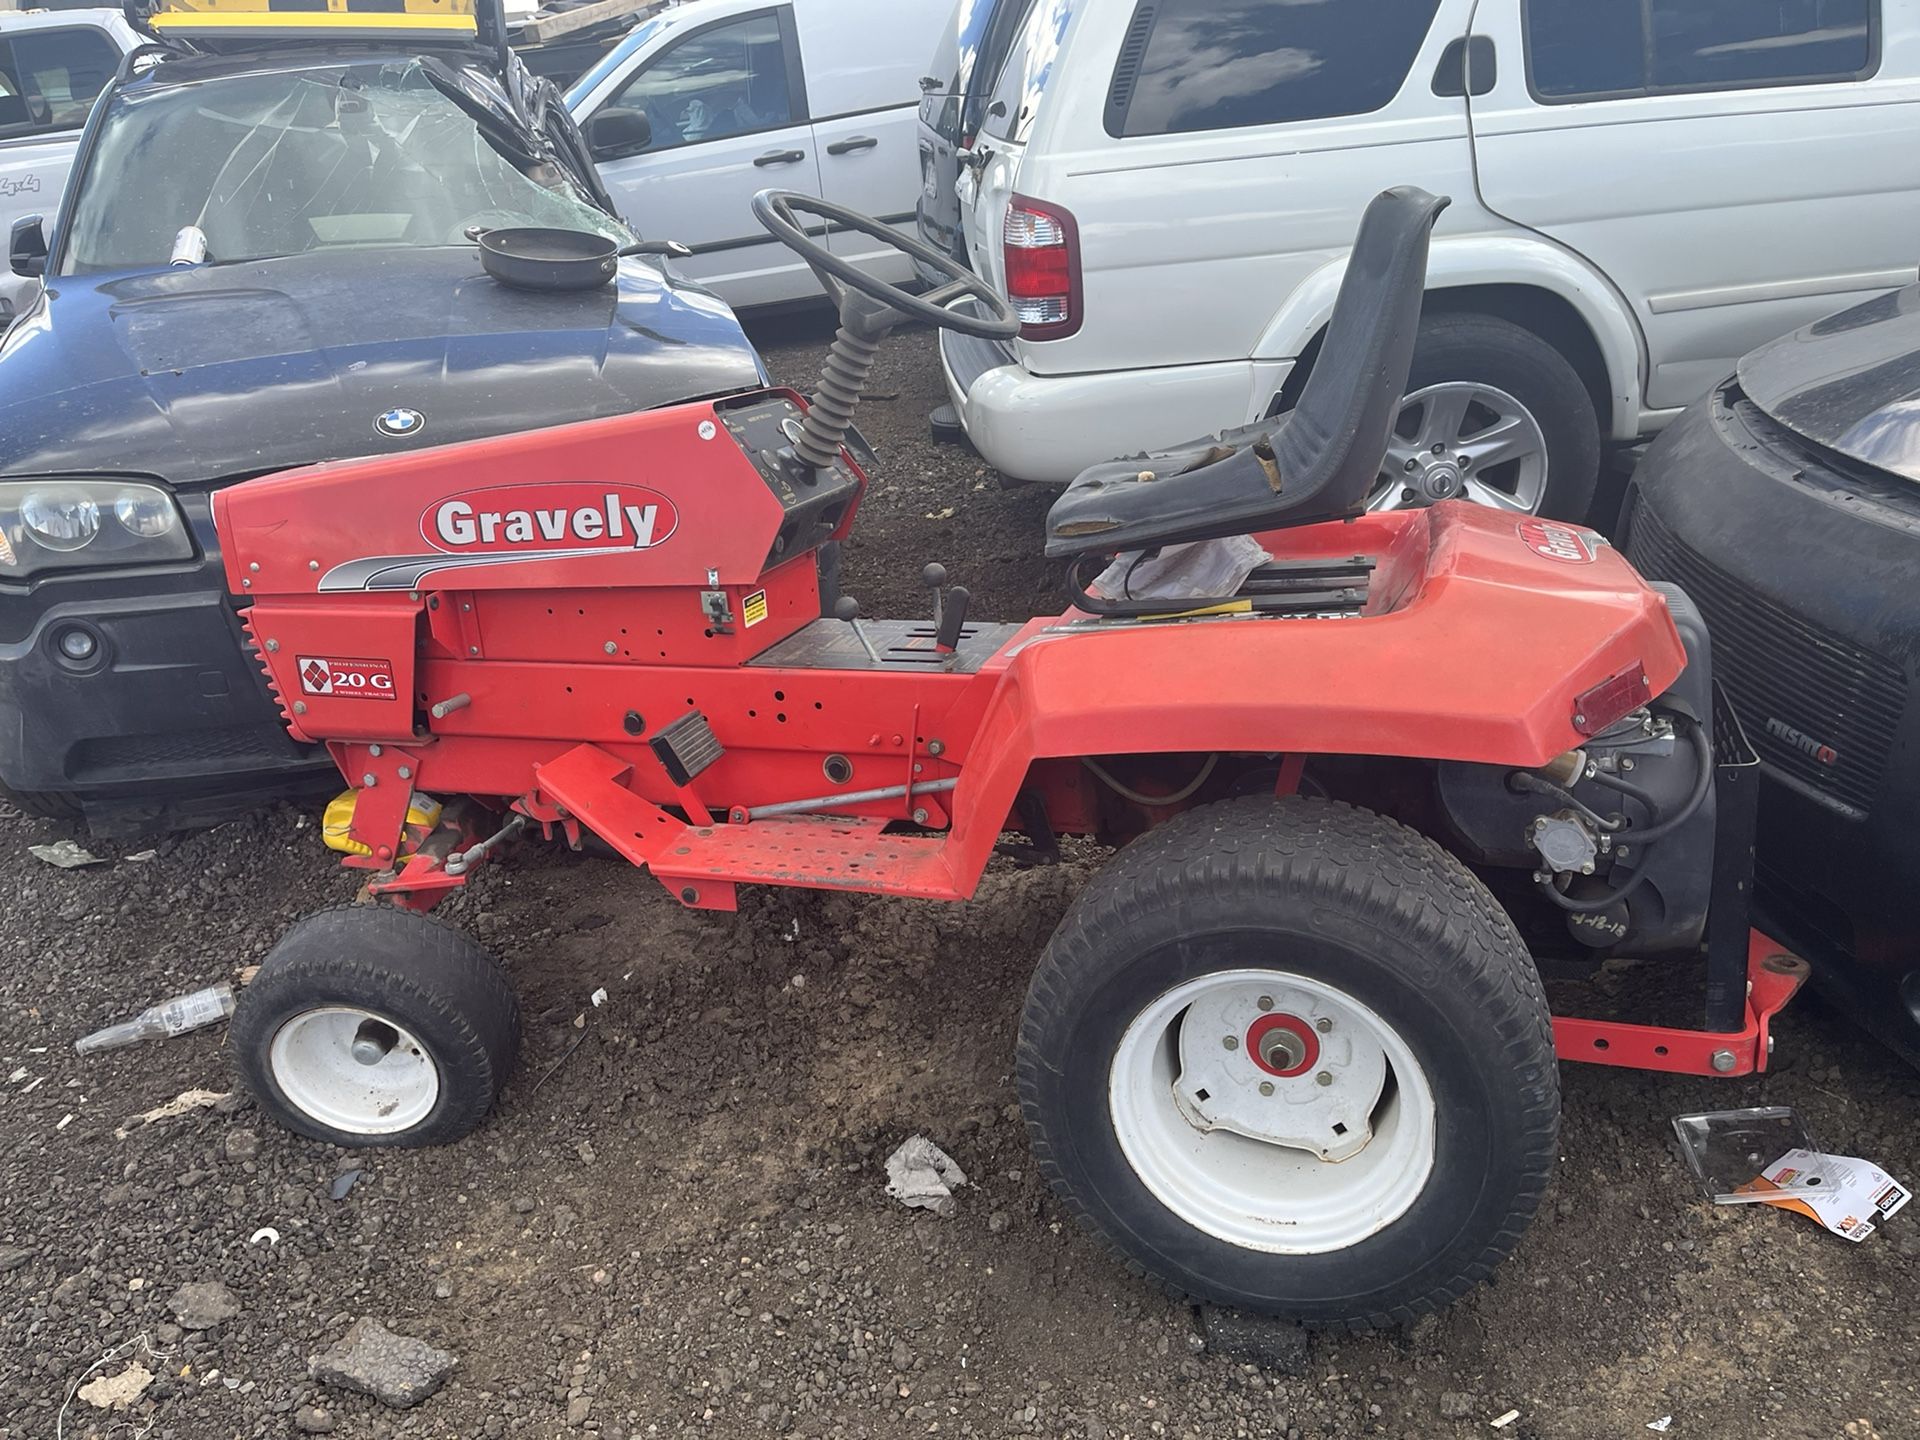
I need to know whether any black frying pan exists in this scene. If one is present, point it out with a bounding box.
[472,226,642,291]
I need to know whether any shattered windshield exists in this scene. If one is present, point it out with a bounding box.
[60,60,628,275]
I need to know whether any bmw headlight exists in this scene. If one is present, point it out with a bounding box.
[0,480,191,576]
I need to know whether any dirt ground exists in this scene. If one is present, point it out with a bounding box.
[2,318,1917,1440]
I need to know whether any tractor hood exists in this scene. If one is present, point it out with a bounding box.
[0,248,767,486]
[1738,282,1920,482]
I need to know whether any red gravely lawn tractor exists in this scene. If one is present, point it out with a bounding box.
[216,189,1806,1328]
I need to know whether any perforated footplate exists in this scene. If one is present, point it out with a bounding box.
[650,814,961,899]
[749,618,1023,672]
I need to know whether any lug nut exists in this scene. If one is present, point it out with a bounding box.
[1222,1036,1238,1051]
[1315,1017,1333,1033]
[1258,1081,1274,1097]
[1315,1071,1333,1087]
[1257,995,1274,1011]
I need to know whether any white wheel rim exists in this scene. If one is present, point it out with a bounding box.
[268,1006,441,1136]
[1109,969,1436,1254]
[1372,381,1549,513]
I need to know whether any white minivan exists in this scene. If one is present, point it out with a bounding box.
[0,8,140,319]
[565,0,951,309]
[942,0,1920,518]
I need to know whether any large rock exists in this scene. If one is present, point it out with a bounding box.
[167,1280,240,1330]
[309,1317,456,1408]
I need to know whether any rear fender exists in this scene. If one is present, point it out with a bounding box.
[938,505,1686,892]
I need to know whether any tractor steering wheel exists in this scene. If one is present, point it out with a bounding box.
[751,189,1021,341]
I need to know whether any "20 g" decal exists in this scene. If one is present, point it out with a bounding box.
[298,656,397,701]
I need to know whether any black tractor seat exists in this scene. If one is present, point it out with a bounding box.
[1044,186,1450,563]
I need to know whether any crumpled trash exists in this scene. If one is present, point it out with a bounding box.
[884,1136,967,1218]
[114,1088,229,1140]
[30,840,105,869]
[78,1361,154,1410]
[1090,534,1270,603]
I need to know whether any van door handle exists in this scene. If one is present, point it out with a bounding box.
[826,135,878,156]
[753,148,806,167]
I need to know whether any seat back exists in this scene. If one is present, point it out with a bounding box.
[1272,184,1451,517]
[1044,186,1450,559]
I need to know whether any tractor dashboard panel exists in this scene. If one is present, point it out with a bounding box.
[716,397,863,570]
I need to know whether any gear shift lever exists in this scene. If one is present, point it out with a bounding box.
[834,595,883,665]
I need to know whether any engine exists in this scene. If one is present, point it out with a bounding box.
[1437,585,1720,957]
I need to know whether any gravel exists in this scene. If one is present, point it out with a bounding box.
[1,321,1916,1439]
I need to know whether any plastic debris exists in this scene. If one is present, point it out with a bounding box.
[78,1362,153,1410]
[589,987,609,1008]
[1091,534,1271,603]
[884,1136,968,1218]
[1648,1418,1674,1432]
[1492,1410,1521,1430]
[1736,1149,1909,1242]
[115,1088,230,1140]
[249,1227,281,1247]
[77,983,236,1055]
[30,839,104,869]
[1674,1107,1910,1241]
[126,849,158,862]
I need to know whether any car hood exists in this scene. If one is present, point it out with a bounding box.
[0,248,767,485]
[1738,283,1920,482]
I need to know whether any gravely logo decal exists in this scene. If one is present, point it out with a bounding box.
[1517,518,1594,563]
[421,482,678,556]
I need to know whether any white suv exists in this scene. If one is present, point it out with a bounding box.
[0,8,140,320]
[941,0,1920,518]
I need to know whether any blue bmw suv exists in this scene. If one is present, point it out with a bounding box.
[0,38,762,829]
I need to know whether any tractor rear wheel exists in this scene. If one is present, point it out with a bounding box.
[231,906,520,1148]
[1016,797,1558,1329]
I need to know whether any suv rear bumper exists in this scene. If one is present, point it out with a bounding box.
[939,328,1290,483]
[0,503,332,825]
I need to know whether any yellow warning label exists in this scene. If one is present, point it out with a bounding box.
[742,590,768,628]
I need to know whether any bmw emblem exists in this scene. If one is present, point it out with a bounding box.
[375,407,424,438]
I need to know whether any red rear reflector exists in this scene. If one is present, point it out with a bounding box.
[1573,663,1651,737]
[1002,194,1081,340]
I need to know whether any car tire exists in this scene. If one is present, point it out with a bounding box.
[1016,796,1559,1329]
[231,905,521,1148]
[0,784,85,822]
[1389,312,1603,521]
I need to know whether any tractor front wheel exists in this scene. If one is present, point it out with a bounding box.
[1017,797,1558,1329]
[231,906,521,1148]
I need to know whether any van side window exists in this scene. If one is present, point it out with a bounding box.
[1106,0,1442,138]
[605,12,798,150]
[7,28,119,133]
[1526,0,1875,102]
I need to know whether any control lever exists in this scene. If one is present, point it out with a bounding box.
[834,596,883,665]
[935,586,971,658]
[921,562,948,631]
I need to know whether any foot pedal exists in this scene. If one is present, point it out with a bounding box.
[650,711,723,786]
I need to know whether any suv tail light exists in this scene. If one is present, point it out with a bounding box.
[1002,194,1081,340]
